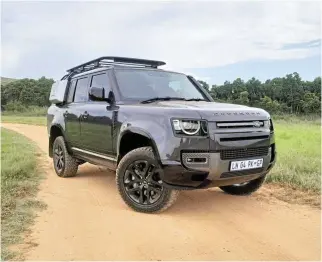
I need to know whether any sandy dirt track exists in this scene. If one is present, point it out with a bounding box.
[2,123,321,261]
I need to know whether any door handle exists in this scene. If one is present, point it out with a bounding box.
[82,111,89,119]
[63,111,68,118]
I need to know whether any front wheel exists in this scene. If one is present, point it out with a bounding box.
[116,147,179,213]
[219,175,266,195]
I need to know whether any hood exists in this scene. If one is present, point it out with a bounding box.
[142,101,270,121]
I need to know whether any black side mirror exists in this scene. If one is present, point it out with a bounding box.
[89,86,113,103]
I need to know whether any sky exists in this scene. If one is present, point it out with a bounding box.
[1,0,321,85]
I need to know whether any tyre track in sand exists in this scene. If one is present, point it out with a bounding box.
[2,123,321,260]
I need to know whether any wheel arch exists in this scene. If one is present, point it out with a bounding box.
[117,127,161,165]
[49,124,70,157]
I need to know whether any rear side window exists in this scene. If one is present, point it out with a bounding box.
[90,73,109,88]
[67,80,77,103]
[74,77,89,102]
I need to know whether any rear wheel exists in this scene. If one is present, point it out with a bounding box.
[219,175,266,195]
[53,136,78,177]
[116,147,179,213]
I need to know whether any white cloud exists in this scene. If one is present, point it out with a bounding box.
[1,0,321,79]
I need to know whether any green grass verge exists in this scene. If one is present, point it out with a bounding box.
[267,121,321,193]
[1,128,46,260]
[2,115,46,126]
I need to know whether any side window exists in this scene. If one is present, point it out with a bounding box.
[74,77,89,102]
[67,80,77,103]
[90,73,110,101]
[90,73,109,88]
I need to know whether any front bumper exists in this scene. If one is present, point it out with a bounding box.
[160,145,276,189]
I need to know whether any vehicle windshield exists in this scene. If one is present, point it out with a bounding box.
[114,68,206,101]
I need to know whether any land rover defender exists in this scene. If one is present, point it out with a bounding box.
[47,56,276,213]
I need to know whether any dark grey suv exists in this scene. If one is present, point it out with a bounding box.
[47,57,276,213]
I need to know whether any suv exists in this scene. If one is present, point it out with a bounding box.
[47,56,276,213]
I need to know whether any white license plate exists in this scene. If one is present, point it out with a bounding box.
[230,158,263,171]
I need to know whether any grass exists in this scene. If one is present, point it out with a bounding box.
[2,106,47,117]
[1,128,46,260]
[1,115,47,126]
[266,120,321,195]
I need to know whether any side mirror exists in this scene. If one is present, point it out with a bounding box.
[89,86,113,103]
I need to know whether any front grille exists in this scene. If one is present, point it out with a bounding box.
[220,146,269,160]
[217,121,264,129]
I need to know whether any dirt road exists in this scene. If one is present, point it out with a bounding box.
[3,123,321,261]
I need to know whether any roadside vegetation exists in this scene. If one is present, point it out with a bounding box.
[1,128,46,260]
[271,121,320,194]
[2,115,47,126]
[266,119,321,206]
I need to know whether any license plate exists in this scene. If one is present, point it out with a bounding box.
[230,158,263,171]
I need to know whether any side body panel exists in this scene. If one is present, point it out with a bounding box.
[61,103,83,147]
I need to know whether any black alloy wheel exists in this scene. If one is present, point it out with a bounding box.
[116,147,179,213]
[54,143,65,172]
[123,160,164,205]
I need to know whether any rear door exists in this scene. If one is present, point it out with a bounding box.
[80,71,114,155]
[63,76,89,148]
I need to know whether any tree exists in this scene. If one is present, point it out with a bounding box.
[208,72,320,114]
[235,91,249,105]
[1,77,54,108]
[300,92,321,114]
[198,80,209,91]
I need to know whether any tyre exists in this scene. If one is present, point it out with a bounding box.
[52,136,78,177]
[219,175,266,195]
[116,147,179,213]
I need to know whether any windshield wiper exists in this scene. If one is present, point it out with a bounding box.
[184,98,208,101]
[140,97,186,104]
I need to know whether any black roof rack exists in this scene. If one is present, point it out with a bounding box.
[66,56,166,75]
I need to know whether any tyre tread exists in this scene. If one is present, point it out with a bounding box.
[53,136,78,178]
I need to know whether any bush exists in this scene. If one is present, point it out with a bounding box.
[4,101,26,112]
[3,103,47,116]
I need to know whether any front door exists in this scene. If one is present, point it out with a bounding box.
[63,79,79,147]
[80,72,114,155]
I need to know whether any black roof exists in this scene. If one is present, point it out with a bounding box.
[66,56,166,74]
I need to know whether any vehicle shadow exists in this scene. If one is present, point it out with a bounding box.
[74,163,258,216]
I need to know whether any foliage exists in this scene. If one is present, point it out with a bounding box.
[267,121,321,194]
[1,76,54,109]
[2,102,47,116]
[210,73,321,114]
[1,128,46,260]
[2,115,47,126]
[198,80,210,91]
[1,77,17,85]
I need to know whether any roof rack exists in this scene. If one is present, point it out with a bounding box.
[66,56,166,74]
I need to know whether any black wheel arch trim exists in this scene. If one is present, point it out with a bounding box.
[49,124,72,157]
[117,126,162,165]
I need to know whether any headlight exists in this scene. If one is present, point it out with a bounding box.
[264,119,274,132]
[264,120,270,129]
[172,119,208,136]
